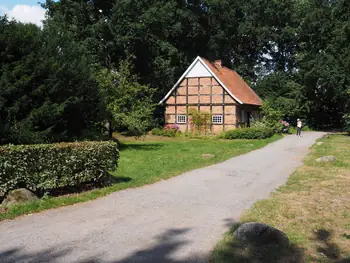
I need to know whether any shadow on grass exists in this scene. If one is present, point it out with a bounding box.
[312,229,350,263]
[48,176,132,197]
[118,143,165,151]
[0,228,206,263]
[213,226,350,263]
[110,176,132,184]
[212,221,304,263]
[5,225,349,263]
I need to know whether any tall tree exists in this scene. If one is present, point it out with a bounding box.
[3,0,349,138]
[0,16,104,144]
[94,60,156,137]
[0,17,43,143]
[42,0,271,96]
[296,0,350,128]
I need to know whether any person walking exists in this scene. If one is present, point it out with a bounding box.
[297,118,302,137]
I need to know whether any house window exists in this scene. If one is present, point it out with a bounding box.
[212,115,223,124]
[241,109,245,123]
[176,115,187,124]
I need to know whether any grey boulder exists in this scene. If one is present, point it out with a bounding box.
[2,188,38,206]
[234,222,289,246]
[316,156,336,163]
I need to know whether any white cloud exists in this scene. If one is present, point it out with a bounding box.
[0,5,46,27]
[0,5,8,15]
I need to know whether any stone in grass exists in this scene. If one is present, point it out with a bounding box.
[202,154,215,159]
[234,222,290,246]
[0,206,8,214]
[316,142,324,146]
[2,188,38,206]
[316,156,337,163]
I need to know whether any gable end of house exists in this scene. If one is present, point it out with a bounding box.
[159,56,243,105]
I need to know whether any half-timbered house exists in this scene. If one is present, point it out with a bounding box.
[159,56,263,134]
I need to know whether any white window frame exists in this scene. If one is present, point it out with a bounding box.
[176,115,187,124]
[212,115,223,124]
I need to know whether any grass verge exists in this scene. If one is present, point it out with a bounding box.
[0,135,281,221]
[211,134,350,263]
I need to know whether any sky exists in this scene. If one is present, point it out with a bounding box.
[0,0,47,27]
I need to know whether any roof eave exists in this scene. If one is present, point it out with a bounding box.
[242,102,263,107]
[158,56,202,105]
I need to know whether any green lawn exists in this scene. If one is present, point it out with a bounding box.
[211,134,350,263]
[0,135,281,221]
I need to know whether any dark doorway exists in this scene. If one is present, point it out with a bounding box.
[247,112,251,127]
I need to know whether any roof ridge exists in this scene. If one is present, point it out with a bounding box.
[200,57,262,106]
[159,56,262,106]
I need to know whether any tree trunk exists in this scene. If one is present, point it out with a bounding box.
[108,120,113,139]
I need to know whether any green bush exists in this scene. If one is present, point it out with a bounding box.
[218,127,274,140]
[289,125,312,135]
[150,128,164,136]
[289,127,297,134]
[151,127,181,137]
[0,141,119,197]
[260,101,284,133]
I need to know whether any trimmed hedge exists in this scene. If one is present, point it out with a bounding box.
[0,141,119,197]
[218,127,274,140]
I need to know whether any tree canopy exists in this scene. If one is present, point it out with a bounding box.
[1,0,349,144]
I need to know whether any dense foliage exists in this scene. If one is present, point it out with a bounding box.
[1,0,350,144]
[0,141,119,197]
[218,127,275,140]
[151,124,181,137]
[344,114,350,135]
[95,60,156,137]
[0,16,104,144]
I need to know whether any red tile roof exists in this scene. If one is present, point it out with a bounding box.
[201,57,263,106]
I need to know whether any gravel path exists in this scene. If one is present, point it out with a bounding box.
[0,132,324,263]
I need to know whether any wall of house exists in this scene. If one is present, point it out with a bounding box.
[236,104,262,127]
[164,77,238,134]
